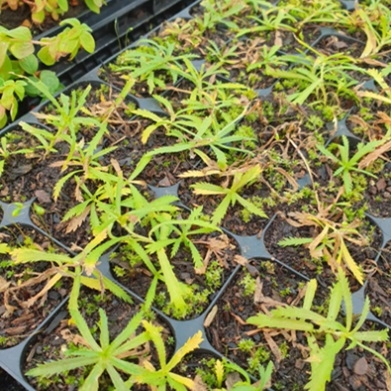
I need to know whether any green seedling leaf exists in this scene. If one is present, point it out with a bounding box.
[303,279,317,311]
[326,276,343,322]
[278,237,314,247]
[18,54,38,74]
[247,313,314,332]
[84,0,103,13]
[236,195,268,218]
[80,30,95,53]
[305,334,345,391]
[339,239,364,285]
[353,329,389,343]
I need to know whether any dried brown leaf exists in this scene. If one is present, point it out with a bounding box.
[3,325,28,335]
[203,305,218,328]
[264,331,282,362]
[0,276,10,293]
[61,329,90,347]
[358,139,391,169]
[34,190,51,203]
[253,277,264,304]
[226,372,242,390]
[274,167,298,191]
[274,30,283,47]
[64,205,91,233]
[193,375,208,391]
[25,272,62,308]
[233,254,249,267]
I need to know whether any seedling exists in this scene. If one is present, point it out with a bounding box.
[108,38,197,96]
[317,135,385,194]
[278,190,370,284]
[247,268,390,391]
[190,164,267,225]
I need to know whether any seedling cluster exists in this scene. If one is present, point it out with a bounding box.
[1,0,391,390]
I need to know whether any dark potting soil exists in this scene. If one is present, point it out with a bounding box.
[367,243,391,327]
[0,368,25,391]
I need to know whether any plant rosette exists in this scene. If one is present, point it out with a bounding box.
[98,39,200,99]
[0,124,98,248]
[176,102,319,236]
[205,259,314,389]
[0,121,102,248]
[346,107,391,143]
[22,287,175,391]
[206,260,391,390]
[110,217,240,320]
[0,225,71,348]
[264,205,381,289]
[0,83,146,247]
[203,38,285,91]
[178,171,271,236]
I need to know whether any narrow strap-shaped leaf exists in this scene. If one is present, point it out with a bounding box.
[142,321,167,368]
[167,373,193,390]
[352,329,389,343]
[111,311,144,351]
[156,248,188,316]
[70,306,101,351]
[352,296,370,333]
[273,306,326,324]
[339,136,350,165]
[26,356,98,377]
[165,330,203,372]
[113,332,151,358]
[98,309,110,349]
[340,239,363,285]
[106,363,132,391]
[110,356,146,376]
[303,279,317,311]
[247,314,314,332]
[278,237,313,247]
[11,248,72,265]
[83,236,121,276]
[191,182,226,195]
[53,169,81,201]
[79,361,104,391]
[327,277,343,322]
[342,170,353,195]
[212,195,232,225]
[129,153,153,181]
[236,194,268,218]
[305,334,345,391]
[188,240,203,270]
[92,273,132,304]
